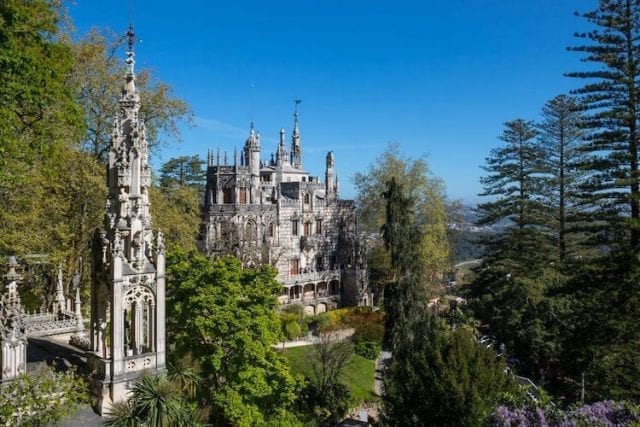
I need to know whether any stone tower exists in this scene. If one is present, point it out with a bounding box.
[247,126,261,204]
[325,151,336,201]
[87,26,166,414]
[0,257,27,383]
[290,104,302,169]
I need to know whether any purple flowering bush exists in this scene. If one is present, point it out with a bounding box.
[492,400,640,426]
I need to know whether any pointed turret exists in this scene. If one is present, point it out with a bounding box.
[54,265,66,313]
[291,100,302,168]
[326,151,336,202]
[244,124,261,203]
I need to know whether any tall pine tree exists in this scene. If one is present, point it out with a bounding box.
[380,178,426,349]
[568,0,640,254]
[537,95,589,261]
[477,119,551,268]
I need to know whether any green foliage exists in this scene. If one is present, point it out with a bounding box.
[381,177,427,350]
[284,319,303,340]
[351,322,384,345]
[294,336,355,425]
[354,143,451,281]
[478,119,553,267]
[68,28,193,161]
[0,0,102,310]
[382,316,515,425]
[0,0,84,177]
[104,374,203,427]
[567,1,640,253]
[150,184,200,252]
[537,95,589,261]
[159,155,205,190]
[166,250,301,425]
[353,341,381,360]
[0,364,86,426]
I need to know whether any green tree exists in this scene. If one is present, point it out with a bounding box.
[302,334,354,425]
[159,155,205,190]
[354,143,451,281]
[381,178,426,349]
[383,315,513,425]
[537,95,588,261]
[68,28,193,161]
[0,0,83,179]
[477,119,551,266]
[567,0,640,254]
[0,0,103,295]
[150,185,200,251]
[166,250,301,426]
[104,373,203,427]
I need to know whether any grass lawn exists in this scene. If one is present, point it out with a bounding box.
[280,345,378,403]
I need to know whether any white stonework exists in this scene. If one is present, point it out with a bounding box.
[201,111,369,312]
[88,29,166,415]
[0,257,27,382]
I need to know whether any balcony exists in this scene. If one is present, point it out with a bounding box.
[277,268,341,287]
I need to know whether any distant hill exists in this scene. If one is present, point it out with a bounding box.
[448,204,493,263]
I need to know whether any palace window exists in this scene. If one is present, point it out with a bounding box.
[223,188,232,204]
[304,222,311,237]
[268,223,274,237]
[239,188,247,204]
[316,219,322,235]
[304,193,311,204]
[292,220,298,236]
[291,258,300,275]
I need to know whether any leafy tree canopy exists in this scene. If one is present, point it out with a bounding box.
[166,250,301,426]
[67,28,193,161]
[354,143,451,282]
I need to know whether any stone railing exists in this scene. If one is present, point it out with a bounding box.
[277,269,341,287]
[24,310,81,337]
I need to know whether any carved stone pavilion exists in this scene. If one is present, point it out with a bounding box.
[86,26,166,414]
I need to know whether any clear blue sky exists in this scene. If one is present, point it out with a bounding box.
[68,0,594,204]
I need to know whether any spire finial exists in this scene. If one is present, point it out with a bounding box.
[293,99,301,135]
[127,24,135,54]
[123,23,136,94]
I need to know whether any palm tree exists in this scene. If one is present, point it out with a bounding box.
[104,373,203,427]
[167,355,204,400]
[104,400,141,427]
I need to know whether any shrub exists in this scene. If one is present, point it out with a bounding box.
[352,323,384,345]
[0,364,86,426]
[284,320,303,340]
[320,308,351,328]
[354,341,381,360]
[491,401,640,426]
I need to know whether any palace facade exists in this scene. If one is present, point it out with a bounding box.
[200,112,369,314]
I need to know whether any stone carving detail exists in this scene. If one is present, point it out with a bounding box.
[0,257,28,381]
[124,286,154,305]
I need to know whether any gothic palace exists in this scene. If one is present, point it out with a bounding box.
[200,111,369,314]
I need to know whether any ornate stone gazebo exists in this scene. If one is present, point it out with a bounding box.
[86,26,166,415]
